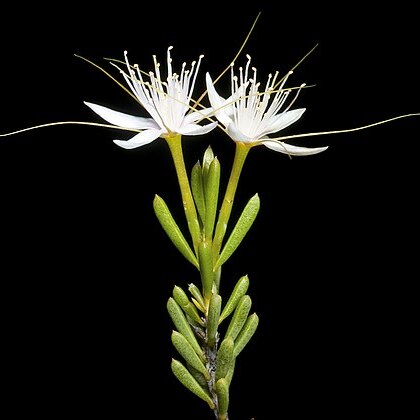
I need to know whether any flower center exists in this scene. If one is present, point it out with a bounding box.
[120,47,204,134]
[230,55,304,139]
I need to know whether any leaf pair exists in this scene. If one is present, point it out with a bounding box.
[154,146,260,274]
[219,275,259,357]
[168,290,213,408]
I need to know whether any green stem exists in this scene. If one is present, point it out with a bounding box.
[165,135,201,255]
[212,142,250,265]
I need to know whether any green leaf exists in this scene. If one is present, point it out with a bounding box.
[225,295,252,341]
[202,145,215,182]
[173,285,190,307]
[214,193,260,270]
[225,358,236,387]
[233,313,259,357]
[215,337,234,382]
[219,274,249,324]
[191,161,206,227]
[198,240,215,304]
[167,298,204,361]
[204,157,220,240]
[215,378,229,419]
[187,363,211,392]
[153,195,199,269]
[214,266,221,293]
[173,286,204,326]
[206,293,222,348]
[171,359,215,409]
[188,283,206,313]
[171,331,210,380]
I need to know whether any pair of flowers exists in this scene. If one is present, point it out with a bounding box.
[85,47,327,156]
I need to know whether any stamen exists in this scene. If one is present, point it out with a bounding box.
[283,83,306,112]
[264,73,273,93]
[124,51,131,73]
[271,71,279,89]
[244,55,252,82]
[277,70,293,91]
[239,66,244,86]
[252,67,257,84]
[167,46,173,80]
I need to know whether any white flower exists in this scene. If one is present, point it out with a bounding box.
[205,55,328,156]
[85,47,217,149]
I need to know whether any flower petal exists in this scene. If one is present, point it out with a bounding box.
[180,122,218,136]
[226,123,253,143]
[183,107,215,125]
[84,102,160,130]
[113,129,162,149]
[259,108,306,137]
[205,73,233,127]
[262,140,328,156]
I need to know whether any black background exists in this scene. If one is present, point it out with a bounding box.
[1,2,419,419]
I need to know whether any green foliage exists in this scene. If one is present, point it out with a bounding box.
[171,359,215,409]
[219,275,249,323]
[173,285,204,326]
[215,378,229,419]
[215,337,234,382]
[153,195,199,268]
[206,292,222,348]
[188,283,206,313]
[214,193,260,270]
[198,239,215,304]
[233,313,259,357]
[167,297,204,361]
[204,157,220,239]
[191,161,206,227]
[225,295,252,341]
[171,331,210,380]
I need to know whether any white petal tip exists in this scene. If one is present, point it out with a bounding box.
[263,140,329,156]
[113,140,139,150]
